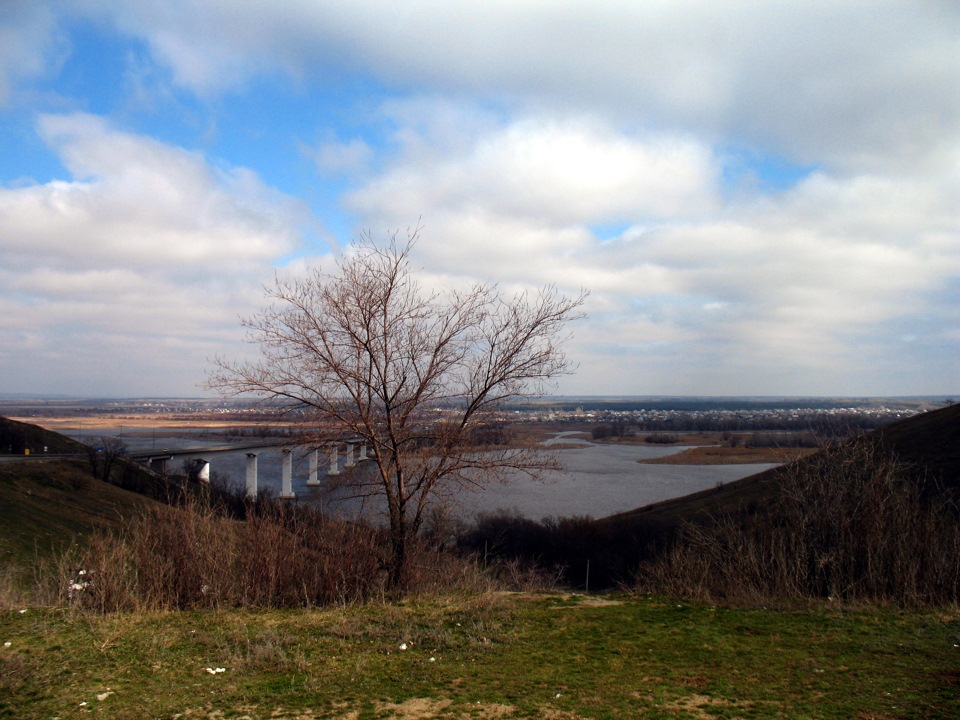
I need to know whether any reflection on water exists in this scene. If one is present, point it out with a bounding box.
[75,429,776,521]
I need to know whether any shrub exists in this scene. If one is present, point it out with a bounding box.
[635,437,960,606]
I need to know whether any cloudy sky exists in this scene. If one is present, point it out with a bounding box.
[1,1,957,398]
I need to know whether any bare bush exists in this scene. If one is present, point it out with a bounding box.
[635,437,960,606]
[84,436,127,482]
[39,495,528,612]
[52,499,386,612]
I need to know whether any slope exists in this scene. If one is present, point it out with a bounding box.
[0,417,165,571]
[0,415,87,455]
[0,459,162,571]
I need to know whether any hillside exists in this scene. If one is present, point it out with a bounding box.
[603,401,960,534]
[0,415,87,455]
[873,401,960,492]
[0,417,165,571]
[0,458,161,571]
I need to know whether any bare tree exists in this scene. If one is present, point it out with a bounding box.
[209,230,586,588]
[85,436,128,482]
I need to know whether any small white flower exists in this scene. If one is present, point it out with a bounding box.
[79,701,87,706]
[78,570,87,576]
[18,609,26,614]
[2,641,10,648]
[398,643,408,651]
[205,667,226,674]
[429,657,436,662]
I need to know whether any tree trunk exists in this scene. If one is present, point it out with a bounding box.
[389,522,409,591]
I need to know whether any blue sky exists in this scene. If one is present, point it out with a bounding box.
[1,1,958,398]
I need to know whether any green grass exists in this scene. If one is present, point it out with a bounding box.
[2,593,958,719]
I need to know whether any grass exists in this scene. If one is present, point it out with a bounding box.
[2,593,959,719]
[0,460,159,572]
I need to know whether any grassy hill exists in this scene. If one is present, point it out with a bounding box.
[0,415,168,574]
[2,415,960,717]
[0,415,87,456]
[0,458,161,572]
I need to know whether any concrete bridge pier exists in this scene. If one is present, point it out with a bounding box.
[280,449,295,499]
[245,453,258,499]
[307,449,322,486]
[328,444,340,476]
[344,443,356,468]
[358,443,368,461]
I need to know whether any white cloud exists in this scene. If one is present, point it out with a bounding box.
[70,1,960,172]
[4,2,958,396]
[334,98,959,395]
[0,113,301,272]
[0,113,305,395]
[310,136,373,177]
[0,1,64,105]
[347,112,718,277]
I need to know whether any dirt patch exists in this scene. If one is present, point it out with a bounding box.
[575,596,624,607]
[645,693,756,719]
[471,703,516,718]
[374,697,453,719]
[542,594,624,608]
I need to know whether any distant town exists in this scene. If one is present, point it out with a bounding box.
[1,394,949,436]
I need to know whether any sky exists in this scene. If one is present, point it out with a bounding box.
[0,1,958,399]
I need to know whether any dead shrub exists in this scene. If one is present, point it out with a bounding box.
[58,497,390,612]
[635,437,960,606]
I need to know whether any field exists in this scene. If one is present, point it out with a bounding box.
[3,593,959,719]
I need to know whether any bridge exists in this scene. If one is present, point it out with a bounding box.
[129,439,372,500]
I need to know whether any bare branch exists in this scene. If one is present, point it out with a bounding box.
[207,227,586,588]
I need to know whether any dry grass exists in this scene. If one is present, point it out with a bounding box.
[639,445,817,465]
[636,437,960,606]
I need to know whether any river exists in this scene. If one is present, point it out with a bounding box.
[73,428,775,522]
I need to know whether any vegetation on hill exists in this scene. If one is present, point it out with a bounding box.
[637,436,960,605]
[0,459,159,575]
[0,415,86,455]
